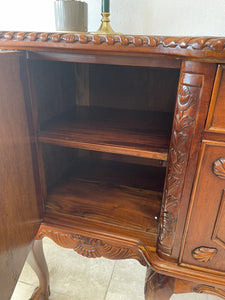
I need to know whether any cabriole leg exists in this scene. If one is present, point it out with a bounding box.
[145,267,174,300]
[27,239,50,300]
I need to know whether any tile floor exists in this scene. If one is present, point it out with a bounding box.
[12,238,222,300]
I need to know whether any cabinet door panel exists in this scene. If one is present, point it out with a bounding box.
[180,141,225,272]
[206,65,225,133]
[0,52,42,299]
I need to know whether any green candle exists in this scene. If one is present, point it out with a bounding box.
[102,0,110,13]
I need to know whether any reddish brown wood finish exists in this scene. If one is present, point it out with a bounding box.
[176,277,225,298]
[145,269,225,300]
[145,268,175,300]
[88,64,179,113]
[28,50,181,69]
[0,52,42,299]
[1,32,225,62]
[37,223,147,266]
[27,240,50,300]
[180,140,225,272]
[206,65,225,133]
[45,157,163,248]
[39,107,172,161]
[1,32,225,300]
[158,61,217,260]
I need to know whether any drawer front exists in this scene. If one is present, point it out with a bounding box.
[180,141,225,272]
[206,65,225,133]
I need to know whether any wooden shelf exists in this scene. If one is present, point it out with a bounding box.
[39,106,172,161]
[45,158,165,247]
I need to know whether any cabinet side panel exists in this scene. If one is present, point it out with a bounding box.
[158,61,217,260]
[0,52,41,299]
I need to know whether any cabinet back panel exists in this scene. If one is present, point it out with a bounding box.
[42,144,78,190]
[89,64,179,113]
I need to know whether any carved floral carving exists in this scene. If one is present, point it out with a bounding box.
[158,78,202,256]
[213,158,225,179]
[192,247,218,262]
[0,32,225,52]
[37,229,146,266]
[194,284,225,299]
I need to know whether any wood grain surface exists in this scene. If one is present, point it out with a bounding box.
[2,32,225,62]
[45,157,164,242]
[39,106,172,161]
[0,52,41,299]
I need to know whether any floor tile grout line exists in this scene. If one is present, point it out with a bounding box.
[18,280,36,287]
[103,260,116,300]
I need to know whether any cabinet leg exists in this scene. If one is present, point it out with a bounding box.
[144,267,175,300]
[145,268,225,300]
[27,239,50,300]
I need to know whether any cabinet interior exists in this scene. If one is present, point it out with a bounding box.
[28,58,180,248]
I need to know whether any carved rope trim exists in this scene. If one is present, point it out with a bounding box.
[37,229,147,266]
[1,32,225,51]
[192,246,218,262]
[158,76,202,255]
[213,158,225,180]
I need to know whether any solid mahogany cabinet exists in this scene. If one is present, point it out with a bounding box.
[1,32,225,300]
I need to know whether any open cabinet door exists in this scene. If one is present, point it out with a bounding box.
[0,51,42,299]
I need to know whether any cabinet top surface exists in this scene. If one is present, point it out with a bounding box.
[1,31,225,62]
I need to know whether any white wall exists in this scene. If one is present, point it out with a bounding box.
[0,0,225,36]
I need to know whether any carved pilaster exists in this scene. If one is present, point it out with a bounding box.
[158,62,204,257]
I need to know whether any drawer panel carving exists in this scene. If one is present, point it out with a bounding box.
[192,247,218,263]
[180,141,225,271]
[213,158,225,179]
[206,65,225,133]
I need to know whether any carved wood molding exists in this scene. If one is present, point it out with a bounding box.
[213,158,225,179]
[192,247,218,262]
[37,228,147,266]
[1,32,225,53]
[194,284,225,299]
[158,68,203,256]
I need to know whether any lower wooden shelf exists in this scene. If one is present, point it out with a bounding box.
[44,158,165,248]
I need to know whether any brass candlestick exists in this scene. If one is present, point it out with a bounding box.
[95,12,118,35]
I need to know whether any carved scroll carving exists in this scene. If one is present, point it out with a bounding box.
[192,247,218,262]
[37,229,147,266]
[158,69,203,256]
[213,158,225,179]
[1,32,225,52]
[194,285,225,299]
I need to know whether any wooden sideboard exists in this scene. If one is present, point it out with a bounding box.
[1,32,225,300]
